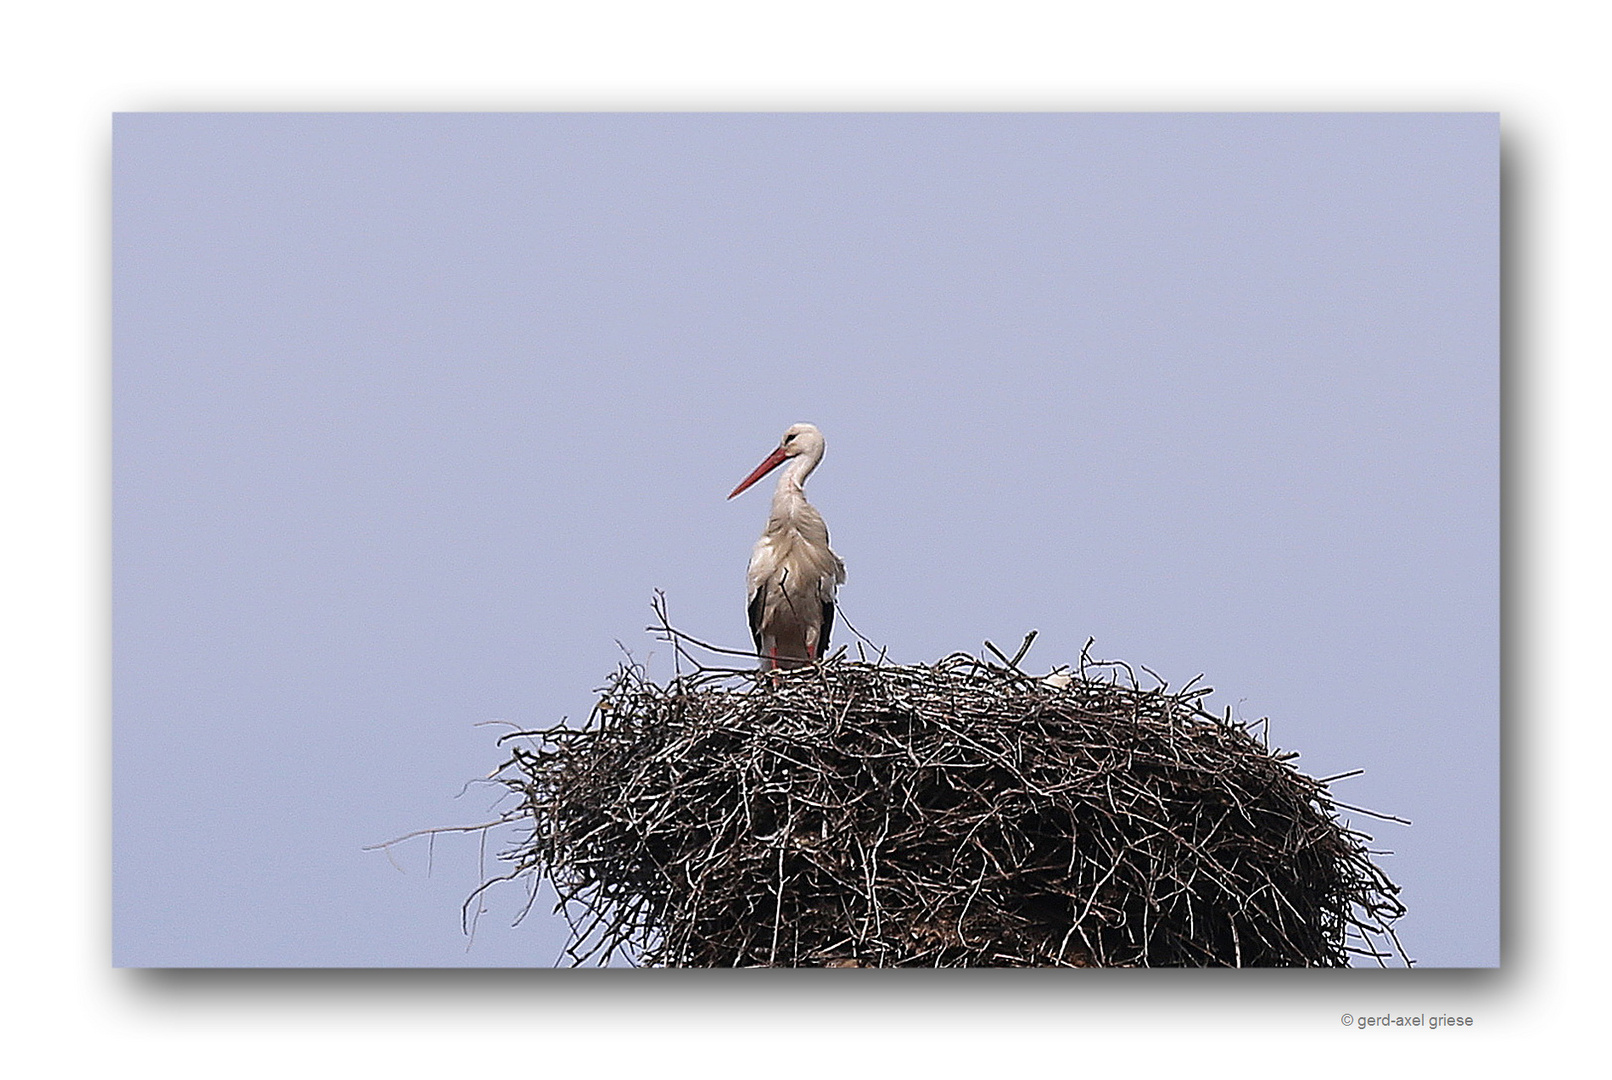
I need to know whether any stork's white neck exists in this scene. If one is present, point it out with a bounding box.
[770,449,820,517]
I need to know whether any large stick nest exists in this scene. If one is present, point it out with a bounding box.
[485,634,1407,968]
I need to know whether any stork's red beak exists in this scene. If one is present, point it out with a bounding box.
[728,445,790,499]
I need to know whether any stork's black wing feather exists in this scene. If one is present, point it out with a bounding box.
[820,598,835,658]
[747,583,767,654]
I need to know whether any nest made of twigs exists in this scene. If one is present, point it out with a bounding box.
[483,639,1408,968]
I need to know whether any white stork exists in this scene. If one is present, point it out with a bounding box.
[727,423,846,669]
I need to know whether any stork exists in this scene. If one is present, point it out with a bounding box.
[727,423,846,670]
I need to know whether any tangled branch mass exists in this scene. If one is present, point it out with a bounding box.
[482,641,1407,968]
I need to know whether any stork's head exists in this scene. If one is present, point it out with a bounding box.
[778,422,824,459]
[728,422,825,499]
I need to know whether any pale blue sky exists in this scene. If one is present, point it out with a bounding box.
[113,112,1497,966]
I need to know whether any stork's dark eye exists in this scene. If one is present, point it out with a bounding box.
[784,432,797,443]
